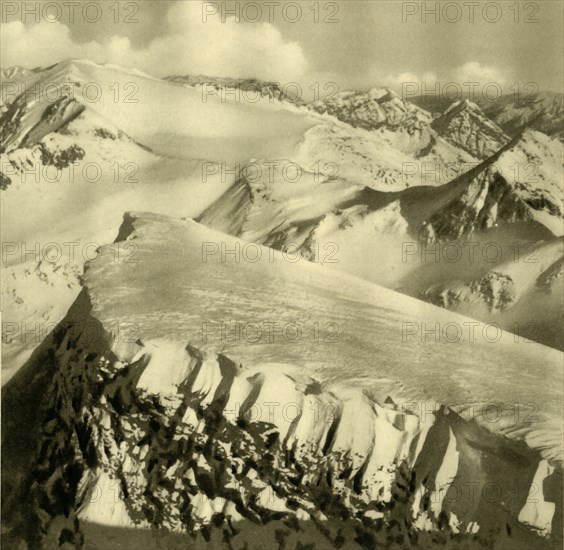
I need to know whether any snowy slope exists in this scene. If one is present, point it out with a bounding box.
[0,59,321,161]
[0,94,237,380]
[0,59,484,380]
[419,238,564,349]
[198,129,563,349]
[2,212,562,548]
[0,58,323,378]
[3,61,561,377]
[200,131,563,270]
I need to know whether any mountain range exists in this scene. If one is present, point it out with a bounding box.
[1,59,562,549]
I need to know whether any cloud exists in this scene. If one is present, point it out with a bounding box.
[0,21,106,69]
[379,71,438,90]
[375,62,509,95]
[0,1,308,81]
[452,62,507,86]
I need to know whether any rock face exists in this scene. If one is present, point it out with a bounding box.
[419,166,538,242]
[419,130,563,241]
[0,93,85,154]
[309,87,433,133]
[431,99,510,159]
[2,212,562,548]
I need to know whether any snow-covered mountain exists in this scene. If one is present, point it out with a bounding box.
[1,59,563,548]
[165,74,305,105]
[0,59,258,377]
[198,128,562,349]
[303,87,477,188]
[0,65,43,116]
[2,59,561,355]
[416,130,563,241]
[309,87,433,133]
[479,92,564,140]
[412,92,564,141]
[431,99,510,159]
[2,212,561,548]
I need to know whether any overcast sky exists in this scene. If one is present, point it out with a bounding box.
[1,0,562,93]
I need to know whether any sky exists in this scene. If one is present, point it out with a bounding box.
[1,0,563,94]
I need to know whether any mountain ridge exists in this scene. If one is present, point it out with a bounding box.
[2,211,561,547]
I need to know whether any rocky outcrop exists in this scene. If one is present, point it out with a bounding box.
[165,74,305,105]
[0,93,85,154]
[309,87,433,134]
[420,168,535,242]
[424,272,517,313]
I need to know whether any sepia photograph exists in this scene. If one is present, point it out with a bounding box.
[0,1,563,548]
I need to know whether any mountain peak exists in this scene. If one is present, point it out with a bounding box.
[443,98,482,116]
[432,97,510,159]
[367,86,398,100]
